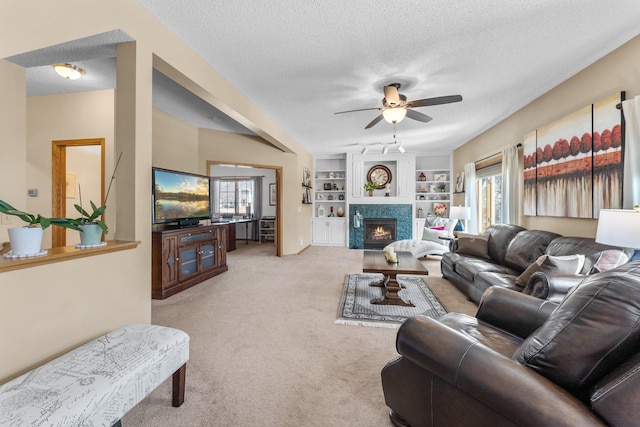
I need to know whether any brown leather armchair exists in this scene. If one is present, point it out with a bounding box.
[381,261,640,427]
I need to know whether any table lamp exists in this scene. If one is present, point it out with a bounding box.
[595,209,640,260]
[449,205,471,233]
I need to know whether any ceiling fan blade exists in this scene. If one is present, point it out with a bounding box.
[406,109,433,123]
[364,114,384,129]
[408,95,463,108]
[334,107,381,114]
[383,85,401,106]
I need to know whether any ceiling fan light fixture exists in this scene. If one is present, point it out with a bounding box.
[361,145,368,155]
[52,63,85,80]
[382,107,407,124]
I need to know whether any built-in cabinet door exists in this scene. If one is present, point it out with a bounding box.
[312,220,329,244]
[161,235,179,288]
[329,220,346,245]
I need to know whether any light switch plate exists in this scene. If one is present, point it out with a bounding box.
[28,188,38,197]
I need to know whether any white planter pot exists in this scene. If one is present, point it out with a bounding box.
[79,223,103,246]
[8,226,44,256]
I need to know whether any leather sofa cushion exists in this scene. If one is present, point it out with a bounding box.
[504,230,561,272]
[484,224,526,265]
[514,262,640,399]
[474,272,518,294]
[456,259,519,284]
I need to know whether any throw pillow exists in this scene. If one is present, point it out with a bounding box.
[513,265,640,399]
[422,227,448,243]
[456,233,490,259]
[430,226,445,230]
[590,249,630,274]
[515,254,586,289]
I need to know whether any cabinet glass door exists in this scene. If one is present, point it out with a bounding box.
[179,247,198,278]
[200,242,217,271]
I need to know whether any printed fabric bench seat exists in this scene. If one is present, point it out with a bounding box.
[0,324,189,427]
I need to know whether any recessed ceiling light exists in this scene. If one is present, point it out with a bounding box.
[52,63,85,80]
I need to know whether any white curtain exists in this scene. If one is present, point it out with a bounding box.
[501,145,520,225]
[211,177,221,217]
[251,177,263,240]
[464,162,478,234]
[622,96,640,209]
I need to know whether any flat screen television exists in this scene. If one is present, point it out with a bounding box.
[152,167,211,227]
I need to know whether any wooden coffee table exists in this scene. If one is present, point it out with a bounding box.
[362,250,429,307]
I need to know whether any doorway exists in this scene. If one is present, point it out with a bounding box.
[52,138,105,247]
[208,160,282,257]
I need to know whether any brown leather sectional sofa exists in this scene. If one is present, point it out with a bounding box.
[381,261,640,426]
[440,224,634,303]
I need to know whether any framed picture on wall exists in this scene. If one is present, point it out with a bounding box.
[269,183,276,206]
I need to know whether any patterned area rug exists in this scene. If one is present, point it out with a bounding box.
[336,273,448,328]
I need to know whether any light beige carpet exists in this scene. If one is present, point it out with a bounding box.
[122,244,476,426]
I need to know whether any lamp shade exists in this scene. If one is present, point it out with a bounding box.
[449,206,471,220]
[382,107,407,124]
[596,209,640,249]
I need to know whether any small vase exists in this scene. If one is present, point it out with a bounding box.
[337,207,344,217]
[8,226,44,256]
[79,223,103,246]
[368,190,374,197]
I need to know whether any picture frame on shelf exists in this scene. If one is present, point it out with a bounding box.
[269,183,276,206]
[455,172,465,192]
[434,173,448,182]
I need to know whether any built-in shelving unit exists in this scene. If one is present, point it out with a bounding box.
[312,155,347,246]
[415,154,452,217]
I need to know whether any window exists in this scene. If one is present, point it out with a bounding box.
[475,163,502,233]
[219,179,254,215]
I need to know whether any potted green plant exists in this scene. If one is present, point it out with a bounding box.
[0,200,54,256]
[72,200,108,246]
[364,181,377,197]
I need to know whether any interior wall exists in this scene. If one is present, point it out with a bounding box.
[453,33,640,237]
[152,108,199,172]
[26,90,116,248]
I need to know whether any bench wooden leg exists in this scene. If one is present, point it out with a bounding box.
[172,363,186,407]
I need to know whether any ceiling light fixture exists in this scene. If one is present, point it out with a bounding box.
[397,145,406,154]
[382,145,388,155]
[52,63,85,80]
[361,144,368,155]
[382,107,407,124]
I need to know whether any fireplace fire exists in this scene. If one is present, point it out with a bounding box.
[363,218,397,249]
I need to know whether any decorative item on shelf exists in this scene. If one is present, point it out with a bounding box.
[317,194,323,200]
[324,183,332,190]
[417,207,424,218]
[364,181,377,197]
[0,200,51,257]
[434,173,448,181]
[418,172,426,181]
[438,183,446,192]
[328,195,334,200]
[367,164,392,189]
[429,184,436,193]
[384,183,391,197]
[328,206,335,217]
[419,184,426,192]
[338,194,344,200]
[419,195,425,200]
[337,207,345,217]
[317,205,325,217]
[433,204,447,216]
[302,166,311,187]
[341,184,345,190]
[329,172,334,179]
[332,183,338,190]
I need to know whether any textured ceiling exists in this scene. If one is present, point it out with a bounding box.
[7,2,640,155]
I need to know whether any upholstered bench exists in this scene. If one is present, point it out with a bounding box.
[0,324,189,427]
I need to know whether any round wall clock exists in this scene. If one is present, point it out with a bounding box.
[367,164,392,189]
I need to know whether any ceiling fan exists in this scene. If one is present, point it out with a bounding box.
[334,83,462,129]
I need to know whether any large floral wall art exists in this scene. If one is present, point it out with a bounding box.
[523,92,624,218]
